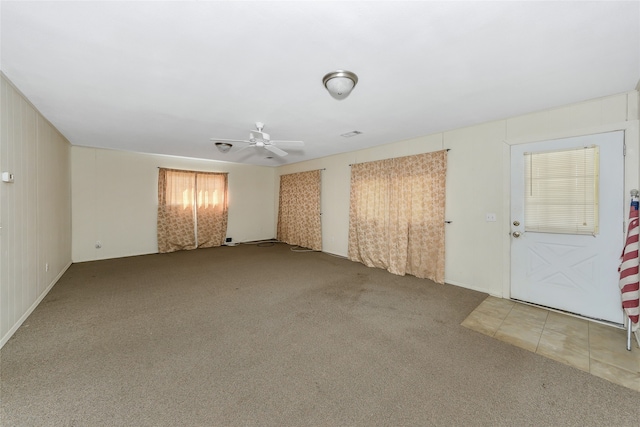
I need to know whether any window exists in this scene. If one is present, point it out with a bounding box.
[157,168,228,253]
[277,170,322,251]
[348,151,447,283]
[524,145,599,235]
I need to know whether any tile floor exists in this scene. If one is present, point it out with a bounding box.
[462,296,640,391]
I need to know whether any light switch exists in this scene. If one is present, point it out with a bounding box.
[2,172,14,183]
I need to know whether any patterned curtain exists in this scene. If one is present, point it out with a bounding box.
[196,172,229,249]
[157,169,197,253]
[277,170,322,251]
[348,151,447,283]
[157,168,228,253]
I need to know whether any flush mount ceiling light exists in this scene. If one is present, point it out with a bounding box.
[215,142,232,153]
[322,70,358,100]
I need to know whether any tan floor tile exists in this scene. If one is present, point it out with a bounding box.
[537,328,590,372]
[494,328,540,352]
[509,303,549,322]
[589,321,625,341]
[543,311,589,337]
[461,297,640,391]
[590,358,640,392]
[494,307,547,352]
[473,296,515,319]
[461,311,504,337]
[589,322,640,373]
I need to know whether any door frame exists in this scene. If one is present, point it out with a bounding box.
[502,120,640,304]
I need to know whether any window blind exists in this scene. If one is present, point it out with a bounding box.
[524,145,599,235]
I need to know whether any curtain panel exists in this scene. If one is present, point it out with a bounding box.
[277,170,322,251]
[196,171,229,249]
[157,168,228,253]
[348,150,447,283]
[157,169,197,253]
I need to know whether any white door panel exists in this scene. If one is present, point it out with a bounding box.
[510,131,624,323]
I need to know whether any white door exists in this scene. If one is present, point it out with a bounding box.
[510,131,625,324]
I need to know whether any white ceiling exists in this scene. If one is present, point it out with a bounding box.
[1,1,639,166]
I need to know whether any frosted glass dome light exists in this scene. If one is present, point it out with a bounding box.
[215,142,232,153]
[322,70,358,100]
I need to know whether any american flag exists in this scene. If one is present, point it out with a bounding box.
[619,190,640,331]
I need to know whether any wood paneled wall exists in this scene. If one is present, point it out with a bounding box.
[1,74,72,348]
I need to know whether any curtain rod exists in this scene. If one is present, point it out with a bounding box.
[157,167,228,174]
[281,168,325,175]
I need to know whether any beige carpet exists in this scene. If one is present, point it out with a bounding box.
[1,243,639,426]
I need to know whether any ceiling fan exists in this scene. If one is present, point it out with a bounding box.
[211,122,304,157]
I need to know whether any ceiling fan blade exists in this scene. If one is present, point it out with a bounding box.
[270,140,304,146]
[233,147,256,162]
[210,138,250,143]
[265,144,288,157]
[232,144,253,154]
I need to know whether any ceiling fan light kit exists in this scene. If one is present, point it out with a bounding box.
[323,70,358,100]
[211,122,304,157]
[215,142,233,153]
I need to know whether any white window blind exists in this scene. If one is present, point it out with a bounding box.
[524,145,599,235]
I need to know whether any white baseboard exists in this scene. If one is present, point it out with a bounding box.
[0,261,72,349]
[444,279,497,296]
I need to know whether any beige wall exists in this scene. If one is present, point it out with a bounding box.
[277,91,640,298]
[0,74,72,347]
[71,147,276,262]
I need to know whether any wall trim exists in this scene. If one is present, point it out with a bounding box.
[504,120,636,147]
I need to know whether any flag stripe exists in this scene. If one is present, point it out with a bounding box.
[619,197,640,330]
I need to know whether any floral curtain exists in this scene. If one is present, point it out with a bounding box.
[348,151,447,283]
[196,171,229,249]
[158,169,197,253]
[277,170,322,251]
[157,168,228,253]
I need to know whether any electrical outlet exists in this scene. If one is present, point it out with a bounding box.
[486,213,497,222]
[45,263,49,272]
[225,237,232,243]
[95,241,102,249]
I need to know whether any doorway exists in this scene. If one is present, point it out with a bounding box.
[510,131,625,324]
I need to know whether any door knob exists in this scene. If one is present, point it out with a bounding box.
[512,231,521,238]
